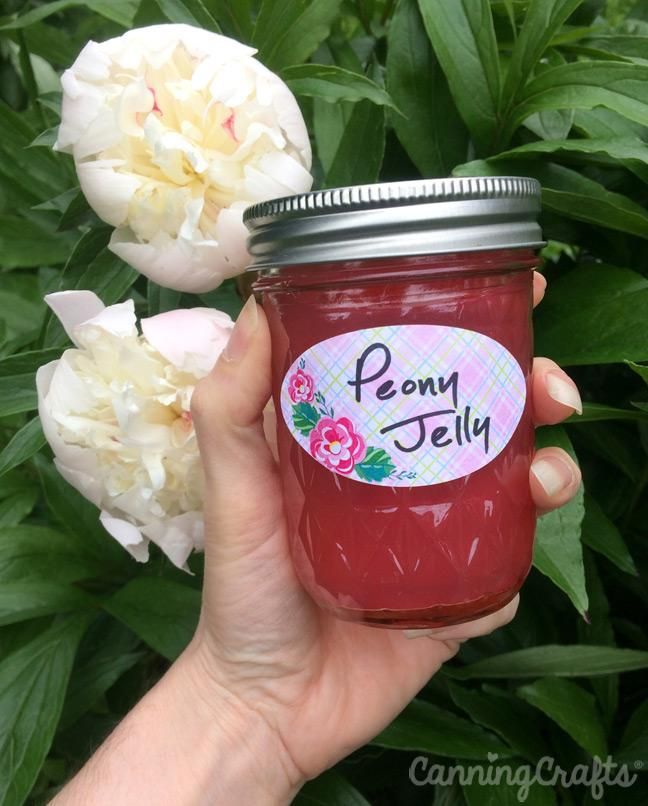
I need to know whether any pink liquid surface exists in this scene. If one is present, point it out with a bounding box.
[256,250,538,628]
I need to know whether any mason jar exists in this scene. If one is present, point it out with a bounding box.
[245,177,543,628]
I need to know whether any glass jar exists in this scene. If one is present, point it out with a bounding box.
[245,177,543,629]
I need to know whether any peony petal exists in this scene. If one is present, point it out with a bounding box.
[66,41,112,83]
[54,459,105,510]
[109,228,238,293]
[45,290,105,346]
[243,162,297,202]
[100,512,150,562]
[55,78,106,152]
[76,160,142,227]
[141,307,233,375]
[37,360,106,509]
[47,352,95,414]
[142,511,204,570]
[72,107,125,160]
[257,151,314,194]
[213,205,250,272]
[76,298,137,341]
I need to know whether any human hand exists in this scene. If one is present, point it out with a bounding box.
[185,271,582,799]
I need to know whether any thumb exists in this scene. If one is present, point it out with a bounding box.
[191,297,284,558]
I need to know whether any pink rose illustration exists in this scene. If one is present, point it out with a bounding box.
[288,369,315,403]
[309,417,366,475]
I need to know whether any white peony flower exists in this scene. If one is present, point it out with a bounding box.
[36,290,233,569]
[55,24,312,293]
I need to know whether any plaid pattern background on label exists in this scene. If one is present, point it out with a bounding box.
[280,325,526,487]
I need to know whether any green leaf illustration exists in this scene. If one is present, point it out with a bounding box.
[354,447,396,482]
[292,402,321,436]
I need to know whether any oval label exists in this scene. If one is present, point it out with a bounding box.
[280,325,527,487]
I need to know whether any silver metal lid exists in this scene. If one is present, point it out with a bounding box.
[243,176,543,270]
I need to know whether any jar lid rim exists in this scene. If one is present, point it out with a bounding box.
[243,176,541,228]
[243,177,544,270]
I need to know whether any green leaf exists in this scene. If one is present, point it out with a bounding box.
[36,458,134,574]
[454,159,648,240]
[0,417,46,479]
[74,249,139,308]
[147,281,182,316]
[46,247,138,348]
[573,107,648,139]
[0,374,38,417]
[292,402,321,436]
[0,100,68,205]
[583,34,648,60]
[0,348,60,377]
[0,581,94,627]
[569,402,648,422]
[508,61,648,143]
[253,0,343,72]
[354,447,396,482]
[521,50,575,141]
[154,0,221,29]
[57,188,94,231]
[60,617,143,730]
[0,294,42,348]
[572,421,644,480]
[282,64,398,108]
[104,578,201,661]
[488,137,648,183]
[502,0,585,102]
[0,489,38,528]
[324,101,386,187]
[417,0,501,152]
[578,552,618,728]
[517,677,607,757]
[451,645,648,678]
[0,617,88,806]
[386,0,468,176]
[199,279,243,319]
[205,0,253,40]
[86,0,140,25]
[582,495,638,576]
[462,760,557,806]
[627,360,648,386]
[0,525,105,584]
[373,698,512,759]
[447,681,547,762]
[294,771,371,805]
[534,263,648,365]
[313,97,350,176]
[533,426,588,615]
[43,228,111,346]
[616,700,648,765]
[1,0,139,29]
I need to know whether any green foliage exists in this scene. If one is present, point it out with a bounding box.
[0,0,647,803]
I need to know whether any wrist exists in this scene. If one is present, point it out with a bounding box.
[176,639,304,804]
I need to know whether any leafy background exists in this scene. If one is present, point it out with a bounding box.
[0,0,648,803]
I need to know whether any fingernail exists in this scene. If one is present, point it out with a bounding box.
[546,371,583,414]
[223,296,258,363]
[531,457,574,497]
